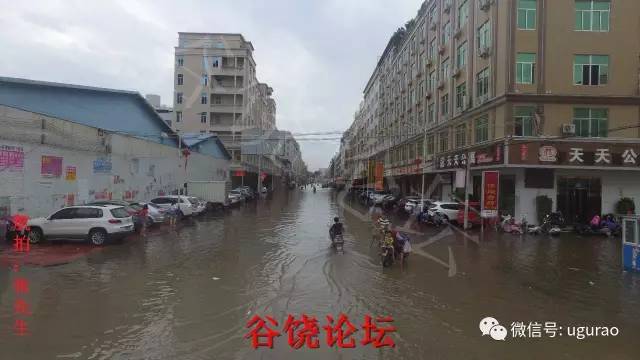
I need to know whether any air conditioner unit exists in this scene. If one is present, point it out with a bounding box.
[454,28,464,39]
[437,81,445,90]
[562,123,576,135]
[479,0,493,11]
[426,58,434,67]
[426,91,433,99]
[479,46,491,58]
[438,45,447,55]
[452,68,462,78]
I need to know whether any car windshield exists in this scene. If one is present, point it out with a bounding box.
[110,207,130,218]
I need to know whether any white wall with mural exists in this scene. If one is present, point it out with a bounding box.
[0,106,229,218]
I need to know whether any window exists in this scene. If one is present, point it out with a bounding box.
[176,92,183,104]
[456,83,467,110]
[50,208,76,220]
[176,57,184,67]
[76,208,103,219]
[176,111,182,123]
[517,0,537,30]
[575,0,610,32]
[201,92,207,104]
[478,21,491,50]
[110,208,129,218]
[212,114,220,124]
[441,58,450,79]
[442,22,451,45]
[514,106,535,136]
[429,39,436,60]
[573,108,608,137]
[200,112,207,123]
[458,0,469,28]
[455,124,466,148]
[212,56,221,68]
[574,55,609,85]
[439,131,449,152]
[456,42,467,69]
[475,117,488,143]
[428,103,435,122]
[516,53,536,84]
[429,71,437,92]
[476,68,490,99]
[177,74,183,85]
[213,95,222,104]
[441,94,449,116]
[427,135,435,155]
[202,75,208,86]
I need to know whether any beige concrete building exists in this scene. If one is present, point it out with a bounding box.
[173,33,291,189]
[340,0,640,223]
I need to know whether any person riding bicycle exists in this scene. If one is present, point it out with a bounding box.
[329,217,344,243]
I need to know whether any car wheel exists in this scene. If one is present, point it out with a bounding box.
[88,229,107,246]
[29,227,43,244]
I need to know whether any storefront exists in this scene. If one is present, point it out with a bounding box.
[435,139,640,224]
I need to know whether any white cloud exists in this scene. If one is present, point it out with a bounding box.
[0,0,422,170]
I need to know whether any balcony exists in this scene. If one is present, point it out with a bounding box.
[210,66,244,76]
[210,103,244,113]
[211,83,243,94]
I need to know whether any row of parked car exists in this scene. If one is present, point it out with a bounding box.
[1,195,214,247]
[227,186,262,205]
[348,187,483,226]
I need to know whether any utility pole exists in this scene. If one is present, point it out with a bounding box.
[463,153,470,230]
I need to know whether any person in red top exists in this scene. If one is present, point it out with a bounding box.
[139,204,149,235]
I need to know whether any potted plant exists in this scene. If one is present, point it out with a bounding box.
[615,197,635,215]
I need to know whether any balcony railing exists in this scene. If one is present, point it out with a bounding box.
[210,103,244,112]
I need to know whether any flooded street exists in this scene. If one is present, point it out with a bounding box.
[1,188,640,359]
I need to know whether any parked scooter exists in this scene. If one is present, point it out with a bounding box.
[418,209,447,227]
[500,214,523,234]
[540,212,564,236]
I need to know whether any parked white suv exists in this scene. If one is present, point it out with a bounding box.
[149,195,196,217]
[28,205,134,245]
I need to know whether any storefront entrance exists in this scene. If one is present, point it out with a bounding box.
[557,177,602,223]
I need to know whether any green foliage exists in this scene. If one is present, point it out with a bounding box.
[615,197,636,215]
[536,195,552,224]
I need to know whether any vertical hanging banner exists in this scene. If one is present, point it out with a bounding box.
[481,171,499,218]
[375,161,384,191]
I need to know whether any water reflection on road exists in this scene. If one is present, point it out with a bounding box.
[1,188,639,359]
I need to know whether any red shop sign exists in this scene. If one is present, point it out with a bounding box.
[481,171,499,218]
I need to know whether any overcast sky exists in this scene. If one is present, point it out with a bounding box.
[0,0,421,170]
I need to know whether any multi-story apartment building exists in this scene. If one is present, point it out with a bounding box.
[340,0,640,223]
[173,33,287,189]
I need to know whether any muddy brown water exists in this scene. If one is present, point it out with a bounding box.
[1,189,639,359]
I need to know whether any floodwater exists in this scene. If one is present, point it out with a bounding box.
[1,189,640,359]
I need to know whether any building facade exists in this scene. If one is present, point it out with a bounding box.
[338,0,640,223]
[0,77,230,217]
[173,33,281,189]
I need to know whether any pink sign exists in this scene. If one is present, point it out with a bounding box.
[41,155,63,177]
[0,145,24,171]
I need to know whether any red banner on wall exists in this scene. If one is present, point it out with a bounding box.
[374,161,384,191]
[234,170,246,177]
[481,171,499,218]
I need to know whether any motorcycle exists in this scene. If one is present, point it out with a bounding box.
[332,234,344,253]
[500,214,523,234]
[418,209,447,227]
[380,231,395,267]
[540,212,564,236]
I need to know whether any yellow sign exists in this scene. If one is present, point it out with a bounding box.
[65,166,77,181]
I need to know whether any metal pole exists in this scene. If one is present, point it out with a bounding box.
[420,130,426,212]
[463,156,470,230]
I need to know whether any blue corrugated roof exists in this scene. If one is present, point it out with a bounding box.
[0,76,178,147]
[181,133,231,160]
